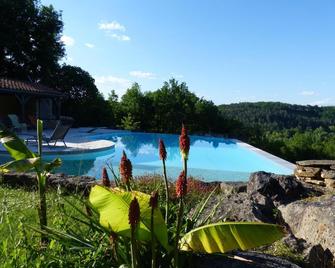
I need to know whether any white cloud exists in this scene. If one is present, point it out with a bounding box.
[94,75,131,97]
[99,21,125,31]
[129,71,156,79]
[110,33,131,41]
[300,90,315,96]
[60,35,75,46]
[310,98,331,106]
[85,43,95,48]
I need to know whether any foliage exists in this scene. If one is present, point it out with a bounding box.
[0,0,64,85]
[54,65,113,127]
[0,121,61,243]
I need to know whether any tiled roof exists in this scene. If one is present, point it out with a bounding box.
[0,78,63,97]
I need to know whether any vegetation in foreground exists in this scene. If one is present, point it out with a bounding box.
[0,124,286,267]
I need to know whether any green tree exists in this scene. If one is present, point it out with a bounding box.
[0,0,64,84]
[55,65,112,126]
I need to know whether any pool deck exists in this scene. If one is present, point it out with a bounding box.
[0,127,115,155]
[232,139,296,170]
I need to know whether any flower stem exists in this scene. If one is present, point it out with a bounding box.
[162,159,169,223]
[130,228,137,268]
[151,206,157,268]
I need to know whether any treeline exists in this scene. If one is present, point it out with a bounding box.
[219,102,335,131]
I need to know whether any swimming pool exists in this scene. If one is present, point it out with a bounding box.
[32,130,293,182]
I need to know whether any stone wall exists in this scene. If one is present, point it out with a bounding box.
[294,160,335,189]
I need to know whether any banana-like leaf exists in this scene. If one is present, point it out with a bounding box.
[44,158,62,172]
[89,185,170,251]
[179,222,285,254]
[0,157,41,173]
[0,128,35,160]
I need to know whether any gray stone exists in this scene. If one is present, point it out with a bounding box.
[321,170,335,180]
[279,195,335,255]
[303,244,334,268]
[1,172,96,195]
[186,251,301,268]
[247,172,308,206]
[220,182,247,194]
[296,160,335,167]
[294,166,321,178]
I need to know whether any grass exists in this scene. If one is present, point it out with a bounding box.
[0,184,97,267]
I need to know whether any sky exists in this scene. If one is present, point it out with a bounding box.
[41,0,335,106]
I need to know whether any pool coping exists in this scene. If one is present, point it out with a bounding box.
[231,138,296,171]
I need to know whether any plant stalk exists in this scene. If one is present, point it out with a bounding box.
[130,228,137,268]
[151,206,157,268]
[162,159,169,223]
[174,158,187,267]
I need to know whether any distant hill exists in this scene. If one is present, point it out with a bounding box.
[218,102,335,131]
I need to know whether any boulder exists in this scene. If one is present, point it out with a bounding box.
[279,195,335,256]
[247,172,308,206]
[197,192,277,224]
[186,251,301,268]
[220,181,247,194]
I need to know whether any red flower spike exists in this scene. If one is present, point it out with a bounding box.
[120,151,132,184]
[176,171,187,198]
[159,139,167,161]
[179,124,190,160]
[149,191,159,209]
[129,197,140,229]
[102,167,111,187]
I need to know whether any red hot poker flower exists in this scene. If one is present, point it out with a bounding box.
[176,170,187,198]
[149,191,159,209]
[159,139,167,161]
[102,167,111,187]
[120,151,132,184]
[179,124,190,160]
[129,197,140,229]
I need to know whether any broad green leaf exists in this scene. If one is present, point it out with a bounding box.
[0,157,41,173]
[44,158,62,172]
[89,185,170,250]
[180,222,285,253]
[0,128,35,160]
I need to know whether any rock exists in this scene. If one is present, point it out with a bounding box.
[325,179,335,189]
[294,166,321,178]
[296,160,335,167]
[304,178,326,186]
[326,180,335,187]
[303,244,334,268]
[1,172,96,194]
[247,172,308,206]
[185,251,301,268]
[331,166,335,170]
[279,195,335,256]
[220,182,247,194]
[321,170,335,180]
[197,192,278,224]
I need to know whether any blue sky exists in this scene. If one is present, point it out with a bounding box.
[41,0,335,106]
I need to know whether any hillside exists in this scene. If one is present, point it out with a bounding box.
[219,102,335,131]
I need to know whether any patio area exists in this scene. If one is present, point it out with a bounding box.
[0,127,115,155]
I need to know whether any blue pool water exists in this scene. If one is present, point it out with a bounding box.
[39,131,293,182]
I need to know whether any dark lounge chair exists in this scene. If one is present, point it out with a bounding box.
[26,118,73,147]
